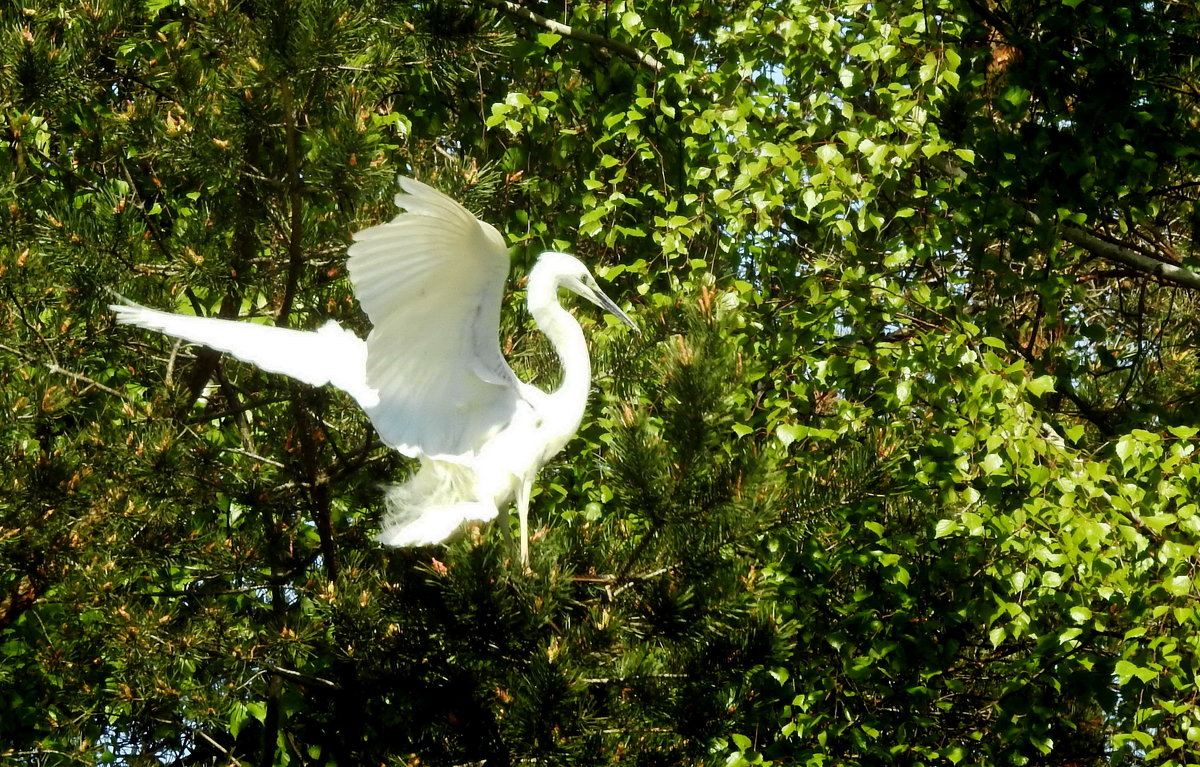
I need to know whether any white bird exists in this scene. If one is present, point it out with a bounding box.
[112,177,636,565]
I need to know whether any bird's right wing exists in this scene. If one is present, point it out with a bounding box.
[110,304,376,406]
[347,177,522,461]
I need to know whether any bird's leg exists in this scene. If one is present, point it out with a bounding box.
[517,478,533,569]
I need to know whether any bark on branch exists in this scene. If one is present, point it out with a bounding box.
[930,155,1200,291]
[480,0,666,75]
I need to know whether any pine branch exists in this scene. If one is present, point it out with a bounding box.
[930,155,1200,291]
[0,341,126,399]
[479,0,666,75]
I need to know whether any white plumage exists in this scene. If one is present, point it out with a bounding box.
[112,177,635,564]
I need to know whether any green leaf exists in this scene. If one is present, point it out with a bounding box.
[989,625,1006,647]
[1164,575,1192,596]
[816,143,842,165]
[776,424,801,447]
[1115,436,1136,464]
[934,519,957,538]
[1114,660,1158,685]
[1026,375,1055,396]
[981,453,1004,475]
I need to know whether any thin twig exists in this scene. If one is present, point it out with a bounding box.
[220,447,287,468]
[479,0,666,75]
[194,729,243,764]
[263,663,342,691]
[4,284,57,363]
[0,342,126,398]
[582,673,688,684]
[0,749,91,764]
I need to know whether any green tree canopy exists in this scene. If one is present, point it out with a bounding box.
[3,0,1200,764]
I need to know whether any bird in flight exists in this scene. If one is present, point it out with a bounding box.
[113,177,636,565]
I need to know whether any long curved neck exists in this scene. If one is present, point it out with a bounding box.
[526,268,591,415]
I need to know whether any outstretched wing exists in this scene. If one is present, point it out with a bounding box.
[347,177,521,460]
[110,304,376,407]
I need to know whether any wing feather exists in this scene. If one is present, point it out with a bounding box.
[347,177,521,460]
[110,304,375,406]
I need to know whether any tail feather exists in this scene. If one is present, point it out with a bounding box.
[375,459,498,546]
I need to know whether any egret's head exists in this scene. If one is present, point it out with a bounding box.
[535,251,638,331]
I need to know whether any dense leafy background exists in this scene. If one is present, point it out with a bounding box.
[3,0,1200,764]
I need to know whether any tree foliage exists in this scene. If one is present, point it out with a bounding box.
[3,0,1200,765]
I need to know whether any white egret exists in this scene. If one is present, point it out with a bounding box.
[112,177,636,564]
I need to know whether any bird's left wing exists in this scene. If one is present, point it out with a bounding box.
[347,177,521,460]
[110,304,376,407]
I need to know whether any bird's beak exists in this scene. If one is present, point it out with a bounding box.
[589,287,638,332]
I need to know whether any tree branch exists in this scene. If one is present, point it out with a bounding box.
[1055,219,1200,290]
[479,0,666,75]
[930,155,1200,291]
[277,80,306,324]
[292,388,340,582]
[0,341,126,399]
